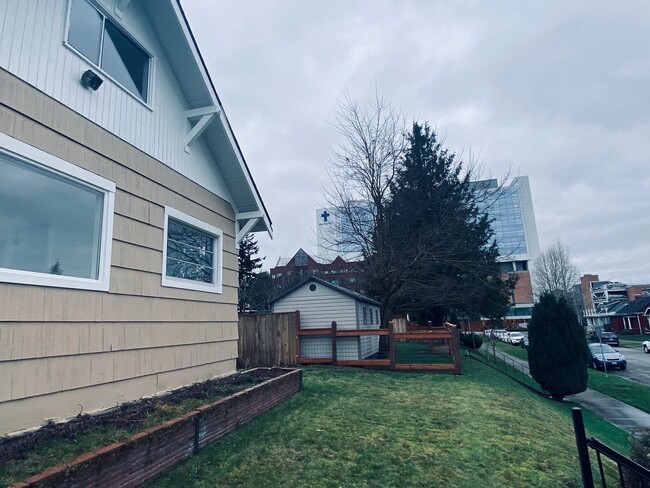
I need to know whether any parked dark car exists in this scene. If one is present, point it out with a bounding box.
[589,332,619,347]
[520,336,529,349]
[587,343,627,371]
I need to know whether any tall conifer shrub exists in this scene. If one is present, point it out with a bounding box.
[528,292,589,400]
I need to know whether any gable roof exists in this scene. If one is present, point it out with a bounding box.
[142,1,271,237]
[270,276,380,306]
[615,296,650,316]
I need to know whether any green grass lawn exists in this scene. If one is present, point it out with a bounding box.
[145,359,628,488]
[618,335,649,349]
[490,341,650,415]
[394,340,454,364]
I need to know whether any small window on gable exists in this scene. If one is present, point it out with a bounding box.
[67,0,150,102]
[294,250,308,267]
[363,307,367,325]
[375,309,379,325]
[162,207,222,294]
[0,134,115,291]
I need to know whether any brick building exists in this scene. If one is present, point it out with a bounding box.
[578,273,650,333]
[270,249,365,295]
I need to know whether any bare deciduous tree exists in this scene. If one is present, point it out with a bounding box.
[324,96,513,327]
[323,93,407,326]
[533,239,579,298]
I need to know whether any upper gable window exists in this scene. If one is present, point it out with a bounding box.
[67,0,150,102]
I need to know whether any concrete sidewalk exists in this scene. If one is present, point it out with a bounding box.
[567,388,650,433]
[485,347,650,433]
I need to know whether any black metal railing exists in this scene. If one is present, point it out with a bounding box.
[572,407,650,487]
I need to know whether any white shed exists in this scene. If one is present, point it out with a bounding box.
[271,277,381,360]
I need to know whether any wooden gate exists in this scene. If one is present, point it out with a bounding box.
[238,311,300,367]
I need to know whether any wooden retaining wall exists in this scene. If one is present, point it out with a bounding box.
[11,369,302,488]
[238,312,300,367]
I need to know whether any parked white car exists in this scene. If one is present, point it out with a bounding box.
[643,340,650,353]
[507,332,525,345]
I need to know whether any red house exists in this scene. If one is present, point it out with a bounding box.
[610,297,650,334]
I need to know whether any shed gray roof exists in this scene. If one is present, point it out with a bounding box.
[270,276,380,306]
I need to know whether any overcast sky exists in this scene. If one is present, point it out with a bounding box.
[183,1,650,284]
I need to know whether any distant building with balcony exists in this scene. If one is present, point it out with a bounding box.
[578,274,650,333]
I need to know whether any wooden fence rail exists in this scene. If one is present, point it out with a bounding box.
[297,321,461,374]
[238,312,461,374]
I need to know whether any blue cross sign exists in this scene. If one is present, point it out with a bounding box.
[321,210,330,222]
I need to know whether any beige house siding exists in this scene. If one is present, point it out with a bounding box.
[0,69,240,435]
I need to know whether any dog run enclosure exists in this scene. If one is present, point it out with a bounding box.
[237,313,461,373]
[298,321,461,374]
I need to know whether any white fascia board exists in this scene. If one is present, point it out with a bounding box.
[236,211,263,221]
[235,212,269,243]
[185,106,220,119]
[215,109,273,236]
[171,0,272,238]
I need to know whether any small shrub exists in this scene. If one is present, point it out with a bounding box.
[618,329,638,336]
[625,429,650,487]
[460,332,483,350]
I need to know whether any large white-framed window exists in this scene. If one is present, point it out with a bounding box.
[162,207,223,294]
[0,134,115,291]
[65,0,152,103]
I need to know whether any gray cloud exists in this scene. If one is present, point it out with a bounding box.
[184,0,650,282]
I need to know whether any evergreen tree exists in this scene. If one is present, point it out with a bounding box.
[247,271,274,311]
[387,123,513,324]
[48,258,63,275]
[528,292,589,400]
[238,235,264,311]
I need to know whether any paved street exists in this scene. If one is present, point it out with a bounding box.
[606,345,650,387]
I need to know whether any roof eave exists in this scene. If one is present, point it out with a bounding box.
[170,0,272,238]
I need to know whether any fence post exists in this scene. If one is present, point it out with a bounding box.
[389,322,396,371]
[331,321,337,366]
[446,324,461,375]
[572,408,595,488]
[194,413,202,454]
[295,310,300,366]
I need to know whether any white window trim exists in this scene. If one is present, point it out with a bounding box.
[162,207,223,294]
[0,134,115,291]
[63,0,154,110]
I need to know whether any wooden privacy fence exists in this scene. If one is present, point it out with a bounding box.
[238,312,300,367]
[298,322,461,374]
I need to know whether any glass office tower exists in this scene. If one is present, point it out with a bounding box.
[472,176,541,325]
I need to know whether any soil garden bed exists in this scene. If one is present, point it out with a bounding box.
[0,368,301,488]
